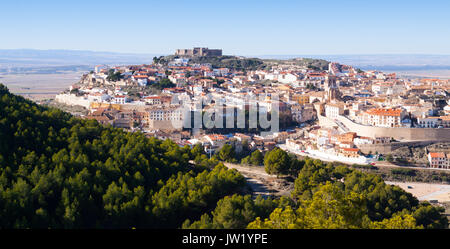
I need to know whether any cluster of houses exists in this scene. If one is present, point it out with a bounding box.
[184,130,307,156]
[286,126,390,160]
[54,49,450,169]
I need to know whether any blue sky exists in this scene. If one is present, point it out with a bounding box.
[1,0,450,55]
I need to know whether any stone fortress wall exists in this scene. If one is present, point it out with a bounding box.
[357,141,436,154]
[318,115,450,142]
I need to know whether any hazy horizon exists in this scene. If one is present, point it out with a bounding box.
[3,49,450,72]
[1,1,449,55]
[3,48,450,57]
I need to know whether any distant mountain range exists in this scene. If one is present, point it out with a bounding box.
[2,49,450,75]
[0,49,162,74]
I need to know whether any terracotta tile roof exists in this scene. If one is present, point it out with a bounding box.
[366,108,402,117]
[207,134,227,141]
[133,75,149,79]
[143,96,161,99]
[429,152,446,158]
[342,148,360,152]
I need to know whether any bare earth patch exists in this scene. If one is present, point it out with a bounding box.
[0,73,82,100]
[224,163,293,197]
[385,181,450,202]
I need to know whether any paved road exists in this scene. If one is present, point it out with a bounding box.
[279,144,450,172]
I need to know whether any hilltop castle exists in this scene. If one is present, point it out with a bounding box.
[175,47,222,57]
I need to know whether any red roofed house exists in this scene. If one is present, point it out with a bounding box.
[143,96,162,105]
[428,152,450,169]
[362,108,407,127]
[339,148,360,158]
[113,95,128,105]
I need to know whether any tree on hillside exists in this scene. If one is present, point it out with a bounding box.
[288,155,304,176]
[412,203,449,229]
[183,194,287,229]
[250,150,264,166]
[0,85,247,228]
[191,143,204,158]
[248,182,422,229]
[152,78,175,90]
[217,144,236,163]
[264,148,290,176]
[106,69,123,82]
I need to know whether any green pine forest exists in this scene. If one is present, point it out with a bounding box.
[0,84,447,229]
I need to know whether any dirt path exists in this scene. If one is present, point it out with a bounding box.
[223,163,294,198]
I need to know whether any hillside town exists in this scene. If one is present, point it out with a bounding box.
[55,48,450,170]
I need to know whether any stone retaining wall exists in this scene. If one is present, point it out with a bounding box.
[318,115,450,142]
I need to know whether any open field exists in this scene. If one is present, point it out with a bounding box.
[0,72,82,100]
[384,69,450,79]
[386,181,450,203]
